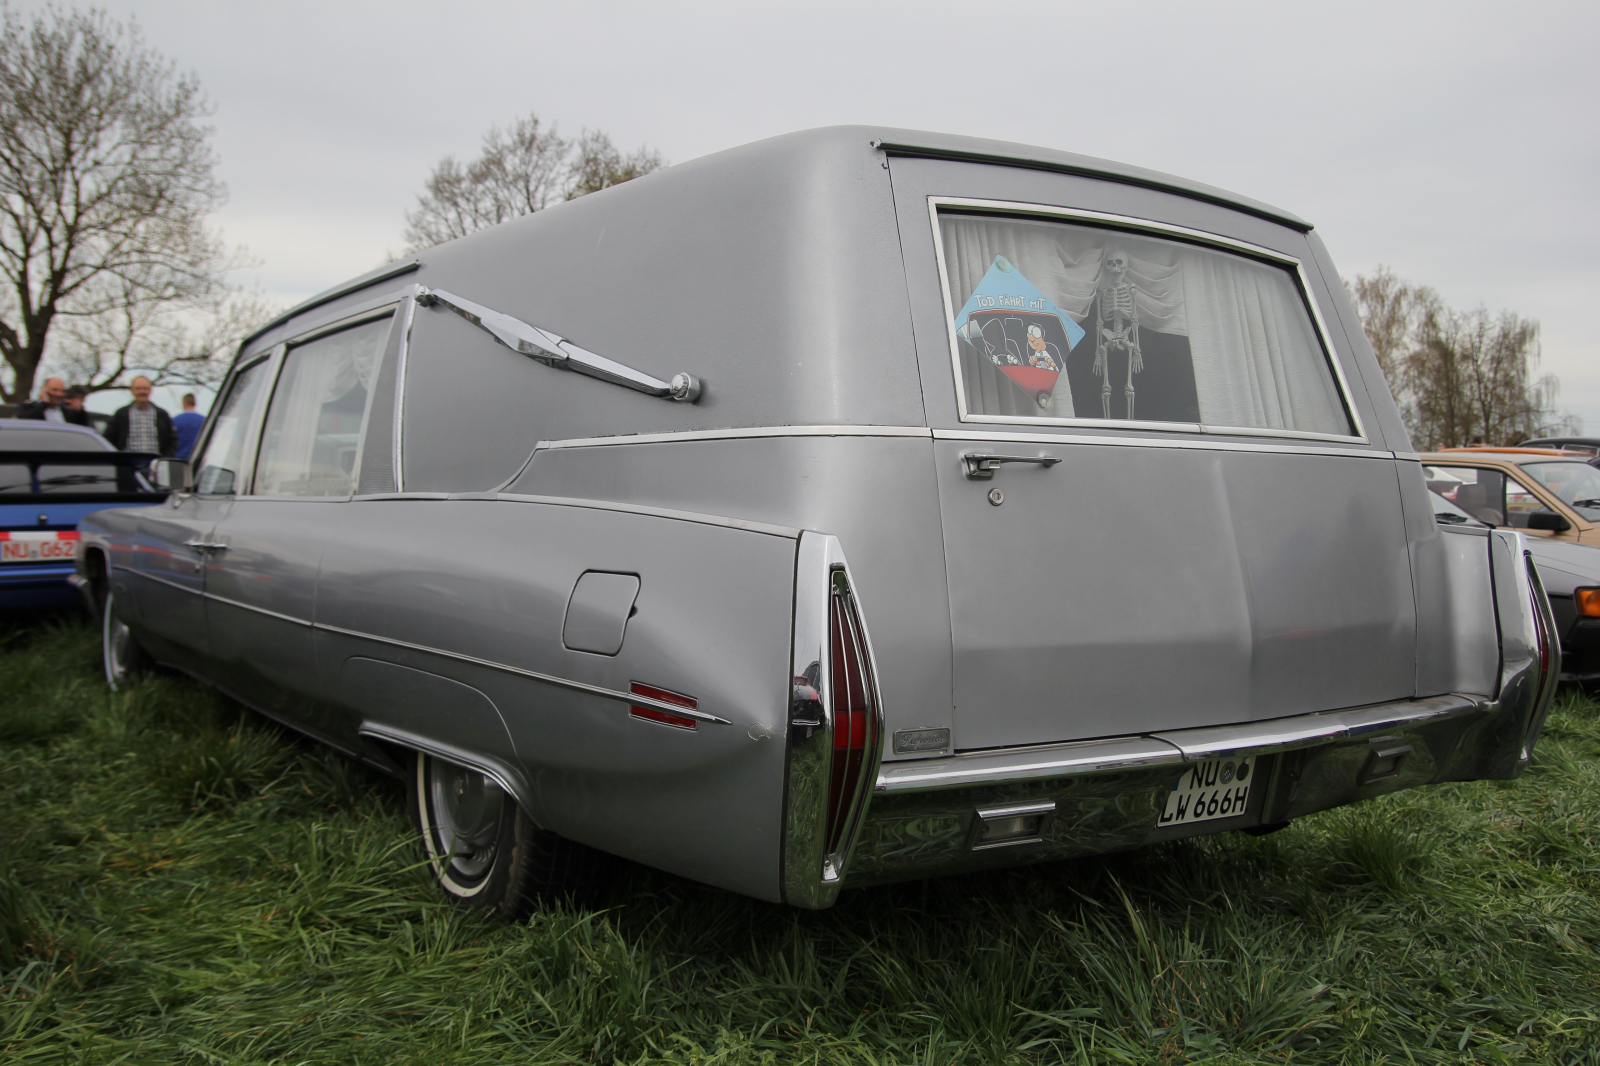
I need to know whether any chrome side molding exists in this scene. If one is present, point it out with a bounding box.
[416,286,701,402]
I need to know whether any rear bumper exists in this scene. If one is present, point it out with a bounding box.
[847,531,1559,890]
[791,530,1558,902]
[0,562,81,610]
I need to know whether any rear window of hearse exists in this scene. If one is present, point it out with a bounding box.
[937,211,1354,438]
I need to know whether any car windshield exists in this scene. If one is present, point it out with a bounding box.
[1430,489,1491,528]
[1518,461,1600,521]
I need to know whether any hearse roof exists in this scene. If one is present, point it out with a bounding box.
[244,126,1309,352]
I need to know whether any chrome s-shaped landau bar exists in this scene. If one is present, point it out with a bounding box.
[415,286,702,402]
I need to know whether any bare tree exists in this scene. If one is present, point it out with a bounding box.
[1348,266,1438,389]
[0,4,253,402]
[564,129,666,199]
[403,113,665,253]
[1350,266,1575,449]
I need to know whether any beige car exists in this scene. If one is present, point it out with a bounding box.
[1421,448,1600,545]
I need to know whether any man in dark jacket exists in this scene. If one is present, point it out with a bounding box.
[104,376,176,456]
[16,377,90,426]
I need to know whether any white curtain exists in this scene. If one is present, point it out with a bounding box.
[940,215,1349,434]
[256,320,386,495]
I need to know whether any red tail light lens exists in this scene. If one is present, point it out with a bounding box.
[824,573,878,857]
[630,682,699,730]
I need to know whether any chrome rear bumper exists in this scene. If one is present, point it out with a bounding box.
[847,690,1513,889]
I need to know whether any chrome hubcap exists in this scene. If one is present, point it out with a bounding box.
[428,761,503,880]
[103,594,132,688]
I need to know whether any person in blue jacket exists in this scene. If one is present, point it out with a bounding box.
[172,393,206,460]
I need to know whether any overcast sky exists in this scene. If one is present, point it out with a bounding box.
[52,0,1600,431]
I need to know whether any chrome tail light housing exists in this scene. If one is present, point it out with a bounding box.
[783,533,885,908]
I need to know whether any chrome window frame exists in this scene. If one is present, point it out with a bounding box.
[393,292,418,492]
[188,346,283,499]
[243,304,403,502]
[928,195,1369,445]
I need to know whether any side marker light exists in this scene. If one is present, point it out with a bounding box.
[630,682,699,730]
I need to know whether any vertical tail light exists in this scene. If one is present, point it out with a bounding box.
[824,569,879,858]
[783,534,885,908]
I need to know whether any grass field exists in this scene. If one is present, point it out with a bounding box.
[2,615,1598,1065]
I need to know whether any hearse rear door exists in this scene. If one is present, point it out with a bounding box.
[886,155,1416,752]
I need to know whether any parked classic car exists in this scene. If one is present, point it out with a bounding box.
[76,127,1558,915]
[1518,437,1600,460]
[1423,448,1600,545]
[1,420,162,610]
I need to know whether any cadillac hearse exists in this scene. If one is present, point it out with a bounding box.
[76,127,1559,915]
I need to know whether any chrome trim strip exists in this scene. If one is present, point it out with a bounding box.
[543,425,934,449]
[876,140,1312,231]
[239,259,420,353]
[878,693,1486,793]
[490,492,800,539]
[927,196,1368,444]
[932,427,1394,461]
[394,293,416,491]
[314,621,734,724]
[355,722,521,799]
[538,423,1387,461]
[128,569,203,597]
[131,565,732,725]
[205,590,313,628]
[878,735,1183,792]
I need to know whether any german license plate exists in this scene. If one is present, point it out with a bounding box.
[1160,755,1256,826]
[0,531,80,563]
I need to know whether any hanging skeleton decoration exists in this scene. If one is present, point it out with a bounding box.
[1093,250,1143,419]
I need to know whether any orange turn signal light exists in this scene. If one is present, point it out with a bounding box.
[1575,588,1600,618]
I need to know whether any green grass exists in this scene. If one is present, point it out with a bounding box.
[2,615,1598,1065]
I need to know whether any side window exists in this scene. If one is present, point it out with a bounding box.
[937,212,1353,436]
[1427,467,1507,526]
[1503,476,1545,528]
[193,358,271,496]
[254,317,391,497]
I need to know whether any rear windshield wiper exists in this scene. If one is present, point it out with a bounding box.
[1569,498,1600,508]
[1434,512,1471,524]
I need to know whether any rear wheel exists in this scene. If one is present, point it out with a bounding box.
[408,752,603,918]
[101,589,148,690]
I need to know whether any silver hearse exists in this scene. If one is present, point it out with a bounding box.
[77,127,1558,914]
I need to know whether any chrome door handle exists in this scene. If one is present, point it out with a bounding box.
[183,538,227,554]
[961,453,1062,480]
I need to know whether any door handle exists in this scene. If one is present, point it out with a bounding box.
[961,453,1062,480]
[183,538,228,554]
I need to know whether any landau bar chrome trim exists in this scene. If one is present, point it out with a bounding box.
[416,286,702,402]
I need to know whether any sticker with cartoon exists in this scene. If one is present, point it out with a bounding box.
[953,255,1086,411]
